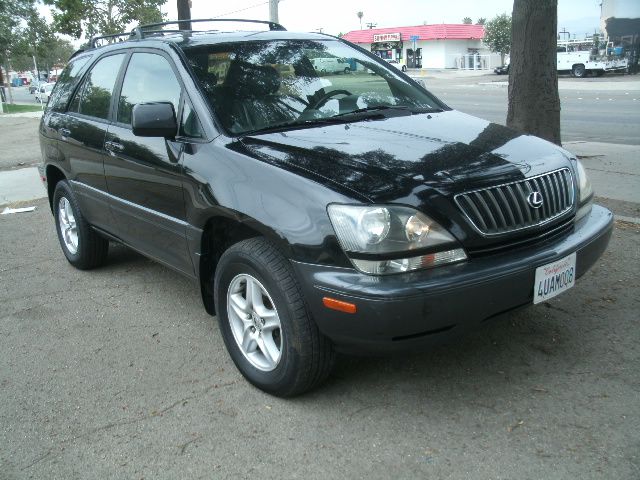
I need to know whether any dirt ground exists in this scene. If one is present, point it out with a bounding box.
[0,117,41,171]
[1,199,638,479]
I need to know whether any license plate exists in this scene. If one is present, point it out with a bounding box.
[533,252,577,304]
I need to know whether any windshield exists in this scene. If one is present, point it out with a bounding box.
[183,39,444,135]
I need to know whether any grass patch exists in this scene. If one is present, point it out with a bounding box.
[0,103,43,114]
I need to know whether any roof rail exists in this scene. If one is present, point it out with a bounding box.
[89,32,134,49]
[131,18,286,39]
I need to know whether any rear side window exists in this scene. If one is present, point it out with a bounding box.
[117,53,182,126]
[48,55,93,112]
[69,53,126,120]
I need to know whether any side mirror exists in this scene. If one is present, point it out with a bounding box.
[415,79,427,89]
[132,102,177,138]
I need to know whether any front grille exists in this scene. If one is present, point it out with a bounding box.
[455,168,575,235]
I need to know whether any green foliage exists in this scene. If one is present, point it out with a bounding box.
[0,0,36,64]
[484,13,512,57]
[43,0,167,39]
[8,9,75,74]
[462,17,472,25]
[476,17,486,25]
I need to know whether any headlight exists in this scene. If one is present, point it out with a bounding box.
[575,159,593,203]
[574,159,593,221]
[327,204,467,275]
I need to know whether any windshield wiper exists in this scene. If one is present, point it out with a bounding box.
[239,106,445,137]
[332,105,444,119]
[239,118,347,137]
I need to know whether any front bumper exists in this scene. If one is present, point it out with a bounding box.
[291,205,613,354]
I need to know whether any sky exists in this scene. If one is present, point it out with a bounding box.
[160,0,604,38]
[38,0,604,47]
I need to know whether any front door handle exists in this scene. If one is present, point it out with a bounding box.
[59,128,71,137]
[104,140,124,153]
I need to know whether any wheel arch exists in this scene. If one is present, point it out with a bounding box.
[45,164,67,212]
[197,213,294,316]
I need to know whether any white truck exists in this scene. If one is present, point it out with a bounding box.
[311,57,351,74]
[557,45,628,77]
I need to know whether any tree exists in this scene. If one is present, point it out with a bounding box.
[357,11,363,30]
[507,0,560,145]
[177,0,191,31]
[462,17,472,24]
[483,13,511,66]
[43,0,167,39]
[0,0,35,94]
[476,17,486,25]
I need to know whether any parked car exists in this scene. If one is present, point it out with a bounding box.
[29,81,45,94]
[39,20,613,397]
[386,59,407,72]
[35,83,55,102]
[494,64,510,75]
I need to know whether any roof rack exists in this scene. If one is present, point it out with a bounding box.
[131,18,286,39]
[89,32,134,49]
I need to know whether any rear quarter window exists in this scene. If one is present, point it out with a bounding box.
[47,54,94,112]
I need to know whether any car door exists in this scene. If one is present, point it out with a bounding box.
[56,52,127,231]
[103,50,193,275]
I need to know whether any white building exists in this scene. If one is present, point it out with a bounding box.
[342,24,501,70]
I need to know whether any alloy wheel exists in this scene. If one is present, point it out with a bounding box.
[227,273,283,371]
[58,197,78,254]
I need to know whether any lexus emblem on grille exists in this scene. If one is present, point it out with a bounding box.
[527,191,544,209]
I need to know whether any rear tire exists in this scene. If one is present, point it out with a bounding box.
[572,64,586,78]
[53,180,109,270]
[214,238,335,397]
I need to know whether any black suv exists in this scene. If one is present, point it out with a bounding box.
[39,19,613,396]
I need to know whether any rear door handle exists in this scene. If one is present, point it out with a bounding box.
[59,128,71,137]
[104,140,124,153]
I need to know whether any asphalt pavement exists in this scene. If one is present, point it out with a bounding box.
[1,74,639,479]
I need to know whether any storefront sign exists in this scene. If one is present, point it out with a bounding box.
[373,33,401,43]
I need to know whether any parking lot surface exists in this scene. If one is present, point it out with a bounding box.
[1,199,638,479]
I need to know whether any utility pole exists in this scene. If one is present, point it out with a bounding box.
[32,55,39,83]
[366,22,377,29]
[269,0,279,24]
[177,0,192,31]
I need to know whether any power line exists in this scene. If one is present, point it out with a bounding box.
[213,1,270,19]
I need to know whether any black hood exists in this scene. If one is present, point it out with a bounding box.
[235,110,574,204]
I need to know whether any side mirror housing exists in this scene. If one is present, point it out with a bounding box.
[132,102,177,138]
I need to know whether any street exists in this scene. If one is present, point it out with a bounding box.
[420,72,640,145]
[1,73,639,479]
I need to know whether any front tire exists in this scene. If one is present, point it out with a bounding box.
[53,180,109,270]
[214,238,335,397]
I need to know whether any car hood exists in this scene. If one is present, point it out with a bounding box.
[236,110,575,204]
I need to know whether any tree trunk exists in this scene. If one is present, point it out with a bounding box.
[506,0,561,145]
[177,0,191,31]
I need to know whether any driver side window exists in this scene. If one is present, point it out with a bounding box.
[117,53,181,126]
